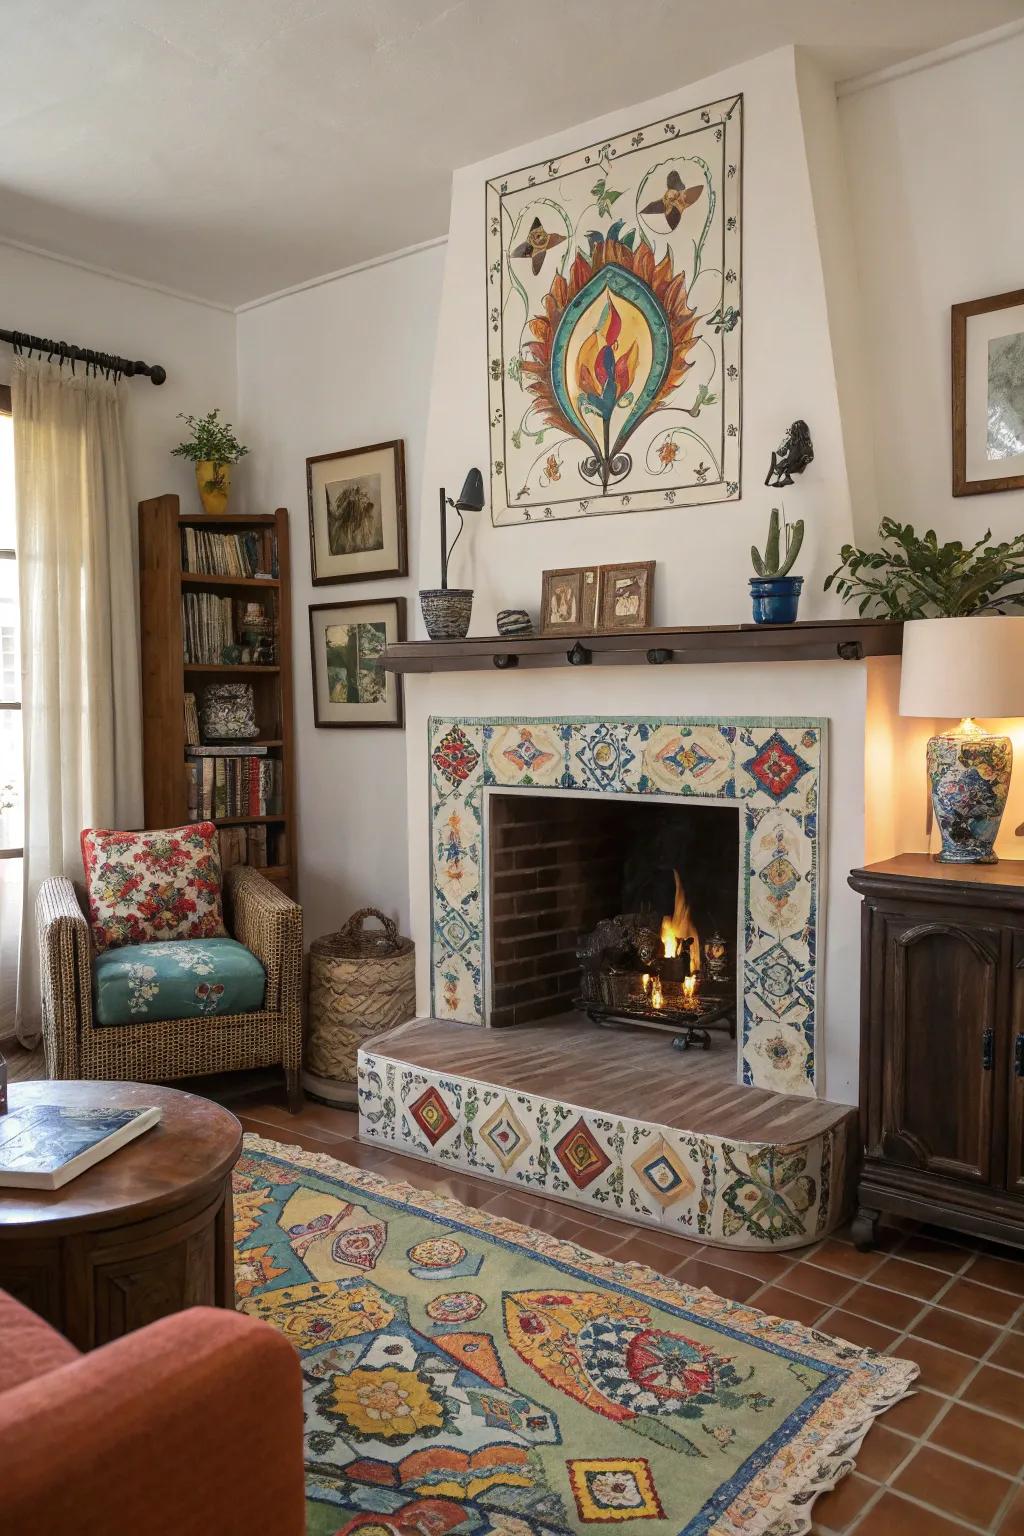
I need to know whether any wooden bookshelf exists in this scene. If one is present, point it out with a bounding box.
[139,494,297,895]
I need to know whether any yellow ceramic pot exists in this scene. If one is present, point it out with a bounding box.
[196,460,231,515]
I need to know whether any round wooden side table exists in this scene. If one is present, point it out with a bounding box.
[0,1080,242,1350]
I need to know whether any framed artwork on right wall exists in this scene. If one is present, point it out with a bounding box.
[952,288,1024,496]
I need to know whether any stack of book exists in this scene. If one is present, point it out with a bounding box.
[186,747,283,820]
[218,824,271,869]
[180,527,276,578]
[182,592,235,664]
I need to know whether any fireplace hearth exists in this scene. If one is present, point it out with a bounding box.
[360,712,853,1252]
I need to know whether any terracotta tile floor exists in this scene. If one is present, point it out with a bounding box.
[233,1088,1024,1536]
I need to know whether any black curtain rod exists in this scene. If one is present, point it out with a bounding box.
[0,328,166,385]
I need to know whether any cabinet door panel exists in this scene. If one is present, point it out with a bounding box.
[1008,939,1024,1196]
[882,917,998,1183]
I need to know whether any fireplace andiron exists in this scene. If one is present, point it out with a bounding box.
[576,912,734,1050]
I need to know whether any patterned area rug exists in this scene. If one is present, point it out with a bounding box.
[234,1136,917,1536]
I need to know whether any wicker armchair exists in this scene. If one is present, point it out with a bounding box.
[36,866,303,1110]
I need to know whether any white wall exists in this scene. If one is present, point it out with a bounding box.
[0,244,237,511]
[417,46,858,632]
[838,31,1024,545]
[236,246,445,942]
[840,32,1024,864]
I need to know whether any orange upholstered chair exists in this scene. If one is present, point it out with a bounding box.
[0,1289,306,1536]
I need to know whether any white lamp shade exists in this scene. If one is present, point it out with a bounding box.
[899,615,1024,719]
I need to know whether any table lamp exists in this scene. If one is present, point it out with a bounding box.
[899,615,1024,863]
[419,467,485,640]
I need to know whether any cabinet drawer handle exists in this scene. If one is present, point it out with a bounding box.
[982,1028,994,1071]
[1016,1033,1024,1079]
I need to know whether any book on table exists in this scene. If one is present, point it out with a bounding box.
[0,1103,162,1189]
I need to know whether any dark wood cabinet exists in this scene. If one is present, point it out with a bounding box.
[849,855,1024,1250]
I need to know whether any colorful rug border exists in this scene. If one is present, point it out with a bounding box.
[240,1133,917,1536]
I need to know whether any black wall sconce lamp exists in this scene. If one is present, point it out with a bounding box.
[420,467,485,639]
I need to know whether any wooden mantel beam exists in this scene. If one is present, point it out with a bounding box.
[382,618,904,675]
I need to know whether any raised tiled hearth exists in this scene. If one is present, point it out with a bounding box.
[362,711,854,1252]
[359,1016,857,1250]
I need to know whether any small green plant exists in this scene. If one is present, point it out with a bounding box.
[172,409,248,492]
[752,506,804,578]
[824,518,1024,617]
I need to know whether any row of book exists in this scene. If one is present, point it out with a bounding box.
[186,753,283,821]
[180,527,277,578]
[218,824,285,871]
[182,592,235,665]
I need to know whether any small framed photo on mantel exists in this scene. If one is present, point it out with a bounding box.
[952,288,1024,496]
[309,597,405,729]
[307,439,408,583]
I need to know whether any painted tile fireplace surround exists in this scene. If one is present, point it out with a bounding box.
[427,715,824,1096]
[359,714,856,1252]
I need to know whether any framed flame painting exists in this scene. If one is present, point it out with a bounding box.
[486,94,742,526]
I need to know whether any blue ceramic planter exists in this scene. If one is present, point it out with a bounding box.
[750,575,803,625]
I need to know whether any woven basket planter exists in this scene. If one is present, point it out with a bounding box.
[305,908,415,1098]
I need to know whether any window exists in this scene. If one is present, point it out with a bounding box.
[0,383,21,1031]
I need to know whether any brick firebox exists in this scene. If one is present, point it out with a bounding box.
[486,791,740,1029]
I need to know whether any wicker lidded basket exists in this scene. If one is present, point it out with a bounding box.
[305,908,416,1090]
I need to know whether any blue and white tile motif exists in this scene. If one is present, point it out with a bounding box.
[428,716,825,1097]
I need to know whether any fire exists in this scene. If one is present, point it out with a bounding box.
[661,869,701,971]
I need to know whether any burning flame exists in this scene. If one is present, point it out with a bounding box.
[661,869,701,971]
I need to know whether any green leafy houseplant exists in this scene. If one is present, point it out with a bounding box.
[171,409,248,493]
[825,518,1024,618]
[751,506,804,578]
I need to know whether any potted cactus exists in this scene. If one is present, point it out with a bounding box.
[750,506,805,624]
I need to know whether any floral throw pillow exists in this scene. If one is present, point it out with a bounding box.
[80,822,227,953]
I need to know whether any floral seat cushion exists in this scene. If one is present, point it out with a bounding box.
[81,822,227,952]
[92,939,266,1026]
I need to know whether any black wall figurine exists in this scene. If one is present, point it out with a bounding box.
[765,420,814,488]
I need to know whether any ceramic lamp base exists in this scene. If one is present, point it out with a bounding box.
[927,723,1012,864]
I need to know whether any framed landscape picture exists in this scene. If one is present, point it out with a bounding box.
[309,597,405,729]
[307,440,407,583]
[952,289,1024,496]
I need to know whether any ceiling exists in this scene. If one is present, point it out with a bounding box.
[2,0,1021,308]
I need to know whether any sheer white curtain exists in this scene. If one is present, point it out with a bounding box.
[13,356,143,1046]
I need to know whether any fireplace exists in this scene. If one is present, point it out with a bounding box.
[429,715,827,1098]
[359,710,858,1251]
[487,792,740,1048]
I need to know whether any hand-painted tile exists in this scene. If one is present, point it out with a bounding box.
[641,724,735,797]
[742,1018,814,1097]
[567,722,641,793]
[429,719,485,799]
[736,725,819,812]
[432,800,482,917]
[747,806,812,940]
[485,722,566,787]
